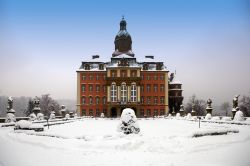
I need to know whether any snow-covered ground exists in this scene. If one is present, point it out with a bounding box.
[0,118,250,166]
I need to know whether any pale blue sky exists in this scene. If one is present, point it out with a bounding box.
[0,0,250,105]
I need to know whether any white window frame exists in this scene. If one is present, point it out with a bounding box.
[111,83,117,102]
[121,83,127,102]
[131,83,137,102]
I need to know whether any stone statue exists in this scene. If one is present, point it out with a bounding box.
[32,97,41,115]
[6,96,16,123]
[7,96,13,111]
[207,98,212,108]
[233,95,240,108]
[206,98,213,114]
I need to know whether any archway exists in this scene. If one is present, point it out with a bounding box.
[111,107,117,117]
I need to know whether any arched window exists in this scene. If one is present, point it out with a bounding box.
[82,97,86,104]
[89,96,93,104]
[102,96,106,104]
[96,97,100,104]
[131,83,137,102]
[111,83,117,102]
[121,83,127,102]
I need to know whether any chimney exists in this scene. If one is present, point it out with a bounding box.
[92,55,99,59]
[145,55,154,59]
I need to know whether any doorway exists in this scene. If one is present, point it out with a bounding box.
[111,107,117,117]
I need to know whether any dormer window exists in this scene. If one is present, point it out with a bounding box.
[85,64,90,70]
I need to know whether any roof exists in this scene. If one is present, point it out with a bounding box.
[170,73,182,84]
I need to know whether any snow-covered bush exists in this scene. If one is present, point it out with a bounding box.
[49,112,56,119]
[222,117,232,121]
[5,113,16,123]
[117,108,140,134]
[186,113,192,120]
[29,113,37,121]
[176,113,181,118]
[37,113,44,121]
[211,116,220,121]
[234,111,244,121]
[15,120,44,131]
[205,113,212,120]
[100,112,105,118]
[15,120,32,129]
[65,113,70,120]
[246,118,250,122]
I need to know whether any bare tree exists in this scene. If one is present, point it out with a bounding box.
[240,95,250,117]
[220,102,230,116]
[185,94,206,116]
[39,94,61,116]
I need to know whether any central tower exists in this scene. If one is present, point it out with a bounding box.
[112,17,134,57]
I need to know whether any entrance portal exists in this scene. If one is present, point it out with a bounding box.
[111,107,117,117]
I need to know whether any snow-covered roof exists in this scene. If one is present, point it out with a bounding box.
[112,54,135,59]
[170,73,182,84]
[117,30,130,37]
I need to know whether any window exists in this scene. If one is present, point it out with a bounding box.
[160,96,164,104]
[141,74,144,80]
[82,109,86,116]
[82,74,86,80]
[154,109,158,116]
[89,96,93,105]
[140,109,144,117]
[154,75,158,80]
[96,97,100,104]
[96,109,100,117]
[121,70,126,77]
[89,109,93,116]
[111,71,116,77]
[147,109,151,117]
[103,75,106,80]
[89,74,93,80]
[131,71,136,77]
[154,96,158,104]
[102,96,106,104]
[82,97,86,104]
[103,85,106,92]
[160,74,164,80]
[160,84,164,92]
[141,96,144,103]
[141,85,144,92]
[96,85,100,92]
[121,83,127,102]
[89,84,93,92]
[131,83,137,102]
[154,84,158,92]
[82,84,86,92]
[96,75,99,80]
[147,75,150,80]
[160,109,164,115]
[111,83,117,102]
[147,96,151,104]
[147,84,151,92]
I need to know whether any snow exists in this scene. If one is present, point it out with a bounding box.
[0,118,250,166]
[205,113,212,120]
[234,111,244,121]
[5,113,16,123]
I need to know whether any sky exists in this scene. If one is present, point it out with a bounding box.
[0,0,250,105]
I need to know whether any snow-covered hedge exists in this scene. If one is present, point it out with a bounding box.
[117,108,140,134]
[5,113,16,123]
[234,111,244,121]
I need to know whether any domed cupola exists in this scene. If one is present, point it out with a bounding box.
[112,16,134,57]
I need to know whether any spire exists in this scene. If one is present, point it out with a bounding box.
[120,16,127,30]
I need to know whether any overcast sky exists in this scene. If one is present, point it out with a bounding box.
[0,0,249,105]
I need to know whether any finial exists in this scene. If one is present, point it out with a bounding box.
[122,15,124,20]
